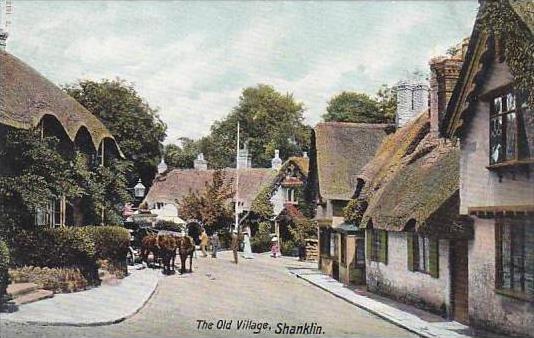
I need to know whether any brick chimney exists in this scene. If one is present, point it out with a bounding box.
[194,153,208,170]
[429,40,467,137]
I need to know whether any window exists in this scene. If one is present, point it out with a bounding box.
[332,200,348,217]
[496,218,534,299]
[407,233,439,278]
[489,91,533,165]
[354,238,365,267]
[330,232,337,258]
[285,188,297,203]
[367,229,387,264]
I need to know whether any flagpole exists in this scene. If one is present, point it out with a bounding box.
[234,121,240,232]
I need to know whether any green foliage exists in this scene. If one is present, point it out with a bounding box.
[164,138,200,169]
[323,89,395,124]
[154,220,185,233]
[199,84,311,169]
[10,228,98,281]
[251,221,272,253]
[82,226,130,262]
[343,199,368,225]
[63,79,167,187]
[288,219,317,246]
[478,1,534,108]
[280,240,296,256]
[0,240,9,301]
[178,170,234,233]
[250,186,275,220]
[9,266,89,293]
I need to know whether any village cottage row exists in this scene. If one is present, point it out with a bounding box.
[310,1,533,337]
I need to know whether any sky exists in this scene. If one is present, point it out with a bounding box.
[6,1,479,144]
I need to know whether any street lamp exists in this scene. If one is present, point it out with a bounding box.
[133,179,146,199]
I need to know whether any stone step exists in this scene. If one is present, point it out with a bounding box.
[6,283,39,297]
[13,289,54,306]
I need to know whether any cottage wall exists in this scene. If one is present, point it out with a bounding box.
[459,61,534,215]
[366,232,451,315]
[271,187,285,216]
[468,218,534,337]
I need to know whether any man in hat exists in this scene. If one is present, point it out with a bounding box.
[211,231,220,258]
[231,229,240,264]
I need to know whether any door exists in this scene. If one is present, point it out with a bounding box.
[451,240,469,324]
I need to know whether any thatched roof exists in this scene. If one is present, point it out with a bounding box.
[144,168,277,210]
[314,122,391,201]
[360,113,470,237]
[0,51,118,151]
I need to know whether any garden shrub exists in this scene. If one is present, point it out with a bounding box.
[9,266,88,293]
[281,240,296,256]
[154,220,184,233]
[82,226,130,278]
[251,222,271,253]
[0,240,9,302]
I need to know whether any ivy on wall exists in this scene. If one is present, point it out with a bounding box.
[342,199,368,226]
[478,1,534,107]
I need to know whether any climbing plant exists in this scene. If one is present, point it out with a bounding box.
[478,1,534,107]
[343,199,368,226]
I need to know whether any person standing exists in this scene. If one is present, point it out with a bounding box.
[242,225,253,259]
[271,236,279,258]
[211,232,220,258]
[231,229,239,264]
[199,229,209,257]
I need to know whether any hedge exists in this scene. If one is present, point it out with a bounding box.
[10,226,130,282]
[0,240,9,302]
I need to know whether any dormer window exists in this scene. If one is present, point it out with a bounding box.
[489,90,533,166]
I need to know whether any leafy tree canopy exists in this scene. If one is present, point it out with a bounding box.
[63,79,167,187]
[164,137,200,169]
[323,86,396,124]
[200,84,311,169]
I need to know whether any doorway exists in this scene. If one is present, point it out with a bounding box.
[450,240,469,324]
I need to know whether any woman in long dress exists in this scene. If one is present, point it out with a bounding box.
[242,226,253,259]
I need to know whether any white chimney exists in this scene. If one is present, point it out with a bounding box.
[303,151,308,158]
[157,157,168,175]
[194,153,208,170]
[237,142,252,169]
[394,79,429,128]
[272,149,282,170]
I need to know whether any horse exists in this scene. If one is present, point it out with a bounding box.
[177,235,195,274]
[140,234,161,268]
[158,234,178,275]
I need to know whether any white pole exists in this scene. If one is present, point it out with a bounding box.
[234,121,240,232]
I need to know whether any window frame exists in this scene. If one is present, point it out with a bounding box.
[488,88,533,168]
[495,218,534,302]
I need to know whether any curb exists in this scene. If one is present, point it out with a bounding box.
[291,271,440,338]
[1,273,160,327]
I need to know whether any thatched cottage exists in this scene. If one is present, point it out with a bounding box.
[441,1,533,335]
[308,122,391,283]
[0,50,122,226]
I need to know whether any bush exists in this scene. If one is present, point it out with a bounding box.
[251,222,272,253]
[154,220,184,233]
[9,266,89,293]
[281,240,296,256]
[83,226,130,262]
[11,228,97,281]
[0,240,9,302]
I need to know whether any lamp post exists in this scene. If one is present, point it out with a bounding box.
[133,179,146,199]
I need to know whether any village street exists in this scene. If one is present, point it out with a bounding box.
[0,252,417,338]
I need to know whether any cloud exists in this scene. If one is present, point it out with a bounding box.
[7,1,478,143]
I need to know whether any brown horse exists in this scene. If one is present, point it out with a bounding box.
[177,235,195,274]
[140,234,160,268]
[158,234,178,275]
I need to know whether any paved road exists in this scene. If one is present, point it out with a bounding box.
[1,252,417,338]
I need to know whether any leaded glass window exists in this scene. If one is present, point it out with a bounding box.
[489,91,533,165]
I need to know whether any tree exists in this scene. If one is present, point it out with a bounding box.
[164,137,200,169]
[63,79,167,188]
[177,170,234,233]
[201,84,311,169]
[323,87,397,124]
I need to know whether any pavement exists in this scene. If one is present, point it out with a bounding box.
[0,265,160,326]
[289,267,507,338]
[0,251,419,338]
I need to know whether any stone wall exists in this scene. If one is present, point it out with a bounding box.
[366,232,451,315]
[468,218,534,337]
